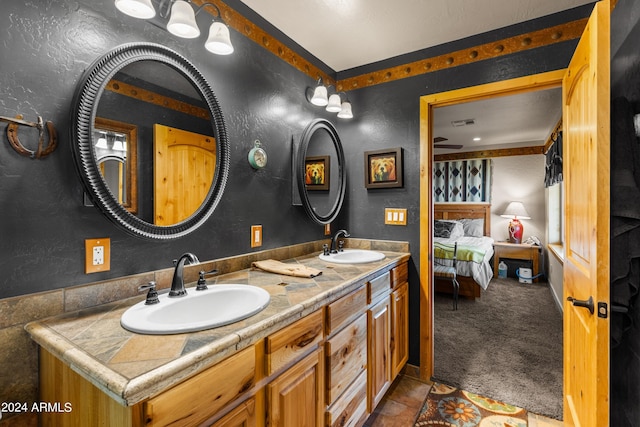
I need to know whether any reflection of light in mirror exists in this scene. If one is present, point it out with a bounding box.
[113,137,126,152]
[96,132,108,149]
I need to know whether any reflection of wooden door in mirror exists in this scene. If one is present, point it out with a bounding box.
[154,124,216,225]
[94,117,138,214]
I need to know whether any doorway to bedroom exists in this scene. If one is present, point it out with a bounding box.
[418,71,565,419]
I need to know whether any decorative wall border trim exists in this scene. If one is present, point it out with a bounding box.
[434,145,544,162]
[197,1,587,91]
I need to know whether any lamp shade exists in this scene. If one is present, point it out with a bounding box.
[115,0,156,19]
[337,101,353,119]
[310,85,328,106]
[326,94,342,112]
[167,1,200,38]
[500,201,531,219]
[205,22,234,55]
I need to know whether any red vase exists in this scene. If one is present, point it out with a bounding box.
[509,219,523,243]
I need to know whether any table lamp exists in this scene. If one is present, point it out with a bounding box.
[500,201,531,243]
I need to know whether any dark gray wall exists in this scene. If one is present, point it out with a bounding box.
[0,0,594,368]
[611,0,640,425]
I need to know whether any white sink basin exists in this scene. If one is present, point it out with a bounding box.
[319,249,386,264]
[121,285,270,334]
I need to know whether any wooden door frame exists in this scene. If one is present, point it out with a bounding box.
[418,69,567,380]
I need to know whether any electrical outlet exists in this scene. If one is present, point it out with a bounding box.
[324,224,331,235]
[93,246,104,265]
[85,238,111,274]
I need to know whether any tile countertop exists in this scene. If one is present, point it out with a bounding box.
[25,250,410,407]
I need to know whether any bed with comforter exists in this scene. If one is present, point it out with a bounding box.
[434,203,494,298]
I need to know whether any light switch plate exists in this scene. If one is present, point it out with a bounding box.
[251,225,262,248]
[384,208,407,226]
[85,238,111,274]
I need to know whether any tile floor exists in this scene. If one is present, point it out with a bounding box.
[364,366,564,426]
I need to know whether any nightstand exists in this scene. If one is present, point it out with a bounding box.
[493,242,540,282]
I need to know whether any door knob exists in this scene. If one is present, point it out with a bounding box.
[567,296,594,314]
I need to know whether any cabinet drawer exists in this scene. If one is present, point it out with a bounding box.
[325,313,367,405]
[266,309,323,375]
[326,286,366,336]
[390,263,408,290]
[144,346,256,426]
[326,370,368,427]
[367,271,390,304]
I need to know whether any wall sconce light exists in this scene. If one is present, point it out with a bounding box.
[115,0,234,55]
[306,78,353,119]
[500,201,531,243]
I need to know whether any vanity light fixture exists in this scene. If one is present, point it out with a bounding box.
[95,132,108,149]
[115,0,234,55]
[306,79,354,119]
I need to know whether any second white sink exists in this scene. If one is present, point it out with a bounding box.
[319,249,386,264]
[121,284,270,335]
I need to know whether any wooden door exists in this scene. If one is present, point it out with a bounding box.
[391,282,409,378]
[267,347,324,427]
[154,124,216,225]
[367,296,391,412]
[210,398,257,427]
[562,0,610,425]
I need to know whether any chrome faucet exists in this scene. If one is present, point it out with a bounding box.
[169,253,200,297]
[330,229,350,253]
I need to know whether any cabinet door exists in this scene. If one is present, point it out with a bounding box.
[367,296,391,412]
[391,282,409,378]
[326,313,367,405]
[210,398,257,427]
[267,347,324,427]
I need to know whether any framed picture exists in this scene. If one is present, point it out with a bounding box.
[305,155,330,190]
[364,147,403,189]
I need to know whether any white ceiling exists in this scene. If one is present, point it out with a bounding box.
[235,0,585,153]
[433,88,563,153]
[237,0,594,72]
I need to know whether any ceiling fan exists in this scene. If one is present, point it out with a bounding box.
[433,136,462,150]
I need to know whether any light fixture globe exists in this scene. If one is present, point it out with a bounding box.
[326,94,342,112]
[337,101,353,119]
[115,0,156,19]
[205,22,234,55]
[167,0,200,38]
[310,85,328,106]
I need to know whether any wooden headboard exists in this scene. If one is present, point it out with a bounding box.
[434,203,492,236]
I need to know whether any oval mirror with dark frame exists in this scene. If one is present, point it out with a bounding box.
[71,42,230,240]
[295,118,346,225]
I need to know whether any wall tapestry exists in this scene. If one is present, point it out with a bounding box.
[433,159,492,202]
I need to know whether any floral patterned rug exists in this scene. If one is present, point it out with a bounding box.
[414,383,528,426]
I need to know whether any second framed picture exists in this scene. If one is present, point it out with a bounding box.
[364,147,403,189]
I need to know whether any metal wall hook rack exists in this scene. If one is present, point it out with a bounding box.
[1,114,58,159]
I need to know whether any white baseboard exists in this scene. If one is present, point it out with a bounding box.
[548,280,563,313]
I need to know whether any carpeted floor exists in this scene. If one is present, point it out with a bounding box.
[415,382,528,426]
[433,277,563,419]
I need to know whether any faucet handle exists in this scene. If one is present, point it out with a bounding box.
[337,240,345,252]
[196,269,219,291]
[138,281,159,305]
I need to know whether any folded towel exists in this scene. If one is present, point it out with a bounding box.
[252,259,322,278]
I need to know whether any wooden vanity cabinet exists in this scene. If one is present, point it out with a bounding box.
[390,262,409,378]
[325,286,368,427]
[36,262,409,427]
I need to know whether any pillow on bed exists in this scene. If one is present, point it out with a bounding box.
[434,220,464,239]
[460,218,484,237]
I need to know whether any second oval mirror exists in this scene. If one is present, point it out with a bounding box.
[295,119,346,225]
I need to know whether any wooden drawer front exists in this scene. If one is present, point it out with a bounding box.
[325,313,367,405]
[390,263,408,289]
[367,271,390,304]
[326,286,366,336]
[145,346,256,426]
[326,370,368,427]
[210,397,257,427]
[266,309,324,375]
